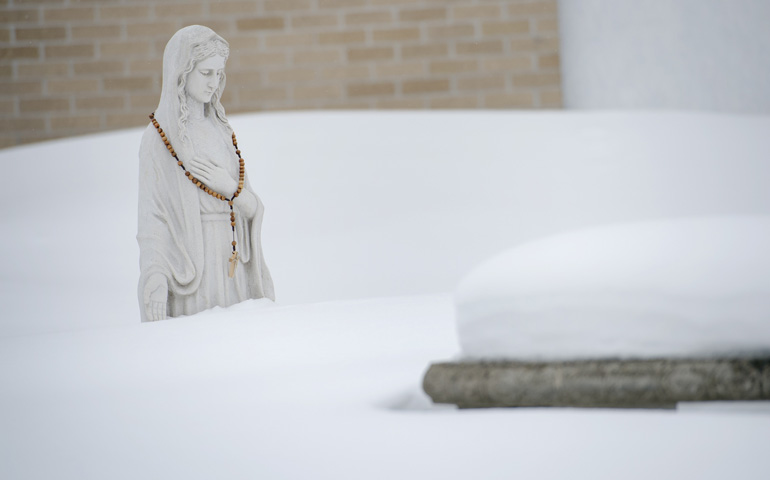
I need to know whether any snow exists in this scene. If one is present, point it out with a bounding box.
[2,295,770,480]
[456,216,770,360]
[1,111,770,478]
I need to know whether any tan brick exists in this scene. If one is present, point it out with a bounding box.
[0,65,11,78]
[44,7,94,22]
[48,79,100,94]
[99,41,151,57]
[0,29,10,42]
[399,7,446,22]
[239,86,288,102]
[427,24,474,39]
[402,78,449,94]
[347,46,393,62]
[537,18,559,33]
[510,36,560,52]
[540,89,562,107]
[452,5,500,19]
[237,51,287,67]
[483,56,533,72]
[76,95,125,110]
[106,113,144,128]
[226,71,262,86]
[264,32,316,48]
[0,80,42,95]
[318,30,365,45]
[75,60,124,75]
[0,136,17,149]
[512,72,560,88]
[376,62,424,77]
[72,25,122,39]
[348,81,394,97]
[318,64,369,80]
[508,2,558,16]
[265,0,312,11]
[104,76,154,91]
[16,27,67,41]
[483,20,530,36]
[51,115,101,130]
[293,84,342,100]
[456,40,503,55]
[291,14,338,29]
[484,92,535,108]
[225,36,260,52]
[345,10,392,25]
[429,59,477,75]
[128,59,160,74]
[0,118,45,131]
[126,22,179,38]
[130,93,159,110]
[267,68,316,83]
[376,98,424,109]
[370,0,421,5]
[209,1,256,14]
[0,9,38,23]
[538,52,560,69]
[45,44,94,59]
[457,74,506,91]
[293,49,342,65]
[372,27,420,43]
[236,17,285,31]
[20,98,69,113]
[430,96,479,109]
[1,46,39,60]
[154,3,204,17]
[99,5,151,20]
[318,0,367,8]
[0,99,15,114]
[401,43,447,59]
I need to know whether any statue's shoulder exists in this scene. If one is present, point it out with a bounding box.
[139,123,164,158]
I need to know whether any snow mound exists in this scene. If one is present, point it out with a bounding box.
[456,216,770,361]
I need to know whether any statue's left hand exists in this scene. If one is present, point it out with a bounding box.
[187,157,238,195]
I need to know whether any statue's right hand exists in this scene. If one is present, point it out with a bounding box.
[144,274,168,321]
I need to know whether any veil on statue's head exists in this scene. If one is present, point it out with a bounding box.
[154,25,232,150]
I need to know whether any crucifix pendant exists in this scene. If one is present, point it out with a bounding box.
[228,251,239,278]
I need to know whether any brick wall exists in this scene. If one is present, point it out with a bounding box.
[0,0,562,149]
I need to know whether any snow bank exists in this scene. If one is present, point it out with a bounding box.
[2,111,769,336]
[2,295,769,480]
[456,216,770,360]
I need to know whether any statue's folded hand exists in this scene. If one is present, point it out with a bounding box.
[187,157,237,195]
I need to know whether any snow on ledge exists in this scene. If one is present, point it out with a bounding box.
[455,215,770,361]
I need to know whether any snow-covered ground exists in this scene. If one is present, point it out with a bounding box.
[1,111,770,479]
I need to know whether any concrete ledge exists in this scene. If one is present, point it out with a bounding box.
[423,358,770,409]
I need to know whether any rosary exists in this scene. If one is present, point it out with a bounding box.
[149,112,245,278]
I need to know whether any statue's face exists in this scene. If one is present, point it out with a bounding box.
[186,54,226,104]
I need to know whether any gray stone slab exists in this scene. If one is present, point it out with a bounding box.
[423,358,770,409]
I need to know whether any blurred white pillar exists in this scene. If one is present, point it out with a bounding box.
[558,0,770,113]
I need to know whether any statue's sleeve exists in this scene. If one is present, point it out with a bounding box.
[238,170,275,301]
[137,125,204,320]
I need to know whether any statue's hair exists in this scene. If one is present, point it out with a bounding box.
[176,36,230,143]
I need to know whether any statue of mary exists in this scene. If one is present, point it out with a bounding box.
[137,25,274,322]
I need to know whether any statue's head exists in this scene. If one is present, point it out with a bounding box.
[178,32,229,111]
[157,25,232,142]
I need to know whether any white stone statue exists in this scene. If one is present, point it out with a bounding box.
[137,25,274,322]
